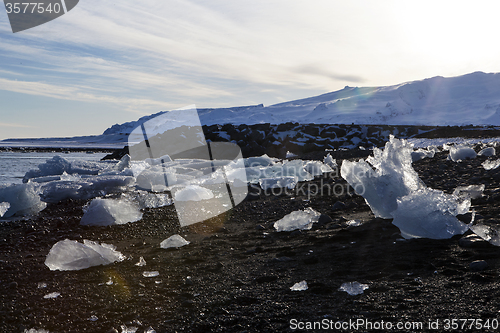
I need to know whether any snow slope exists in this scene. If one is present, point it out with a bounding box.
[105,72,500,137]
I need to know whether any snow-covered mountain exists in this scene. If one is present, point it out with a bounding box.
[2,71,500,149]
[104,71,500,137]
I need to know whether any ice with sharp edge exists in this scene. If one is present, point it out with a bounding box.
[45,239,125,271]
[12,152,335,220]
[80,197,143,226]
[453,184,485,200]
[482,159,500,170]
[341,135,425,219]
[290,280,308,291]
[341,135,472,239]
[0,202,10,217]
[339,282,369,295]
[274,207,321,232]
[0,183,46,218]
[160,234,190,249]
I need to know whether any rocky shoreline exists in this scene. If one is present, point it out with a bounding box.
[2,143,500,332]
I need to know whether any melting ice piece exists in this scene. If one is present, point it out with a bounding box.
[449,145,477,162]
[411,148,435,162]
[478,147,495,157]
[286,151,298,159]
[346,219,362,227]
[304,160,333,176]
[341,136,425,219]
[259,176,298,190]
[160,235,190,249]
[0,183,46,218]
[482,159,500,170]
[43,292,61,299]
[274,207,321,232]
[135,256,146,266]
[323,153,337,169]
[339,282,369,295]
[143,271,160,278]
[453,184,485,200]
[290,280,308,291]
[45,239,125,271]
[391,188,469,239]
[174,185,214,201]
[469,224,500,246]
[120,325,138,333]
[80,198,142,226]
[133,191,172,209]
[0,202,10,217]
[23,155,106,182]
[24,329,50,333]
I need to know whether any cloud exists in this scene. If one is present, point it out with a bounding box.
[0,122,34,128]
[294,65,366,84]
[0,77,172,112]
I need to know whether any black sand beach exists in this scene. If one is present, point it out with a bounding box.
[2,144,500,332]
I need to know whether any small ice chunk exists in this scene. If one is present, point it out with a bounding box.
[144,327,157,333]
[478,147,495,157]
[449,145,477,162]
[120,325,138,333]
[80,198,142,226]
[259,176,298,190]
[469,224,500,246]
[339,282,369,295]
[143,271,160,278]
[304,160,333,176]
[286,151,298,159]
[453,184,485,200]
[174,185,214,201]
[160,234,190,249]
[133,191,172,209]
[411,148,435,162]
[346,219,362,227]
[23,155,105,182]
[244,154,276,168]
[37,282,47,289]
[323,153,337,169]
[391,188,469,239]
[0,183,46,218]
[290,280,308,291]
[482,159,500,170]
[106,277,113,285]
[135,256,146,266]
[89,315,98,322]
[24,329,50,333]
[45,239,125,271]
[274,207,321,232]
[43,292,61,299]
[0,202,10,217]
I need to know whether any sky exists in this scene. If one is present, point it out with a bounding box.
[1,0,500,140]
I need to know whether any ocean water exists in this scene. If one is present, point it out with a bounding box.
[0,151,108,185]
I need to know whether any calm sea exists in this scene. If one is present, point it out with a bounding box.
[0,151,108,185]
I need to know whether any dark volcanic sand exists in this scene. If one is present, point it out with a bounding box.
[2,149,500,332]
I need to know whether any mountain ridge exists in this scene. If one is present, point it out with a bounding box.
[104,71,500,137]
